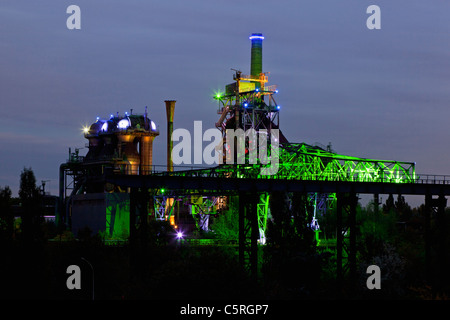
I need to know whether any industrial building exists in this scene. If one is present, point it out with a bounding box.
[58,33,416,244]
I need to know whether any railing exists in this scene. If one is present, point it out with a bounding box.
[263,85,277,92]
[104,163,450,186]
[106,164,216,175]
[414,174,450,185]
[238,74,268,82]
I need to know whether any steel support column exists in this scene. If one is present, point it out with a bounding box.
[239,192,259,277]
[424,193,431,282]
[336,192,358,292]
[130,187,149,247]
[425,193,447,295]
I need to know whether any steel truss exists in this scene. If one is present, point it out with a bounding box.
[189,196,219,231]
[155,143,415,184]
[151,141,415,250]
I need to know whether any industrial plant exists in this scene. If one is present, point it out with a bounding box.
[57,33,446,284]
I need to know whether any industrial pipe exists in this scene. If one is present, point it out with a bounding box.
[165,100,176,172]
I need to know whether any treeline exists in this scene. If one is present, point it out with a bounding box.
[0,167,62,244]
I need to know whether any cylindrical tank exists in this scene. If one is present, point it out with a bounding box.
[140,135,154,175]
[118,134,140,175]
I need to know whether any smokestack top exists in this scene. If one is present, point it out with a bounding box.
[165,100,176,123]
[250,33,264,81]
[249,33,264,40]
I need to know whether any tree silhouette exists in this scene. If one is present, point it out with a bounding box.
[395,194,412,222]
[383,194,396,214]
[0,186,13,243]
[19,167,43,242]
[263,192,320,298]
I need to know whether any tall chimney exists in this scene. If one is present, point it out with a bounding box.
[250,33,264,88]
[165,100,176,172]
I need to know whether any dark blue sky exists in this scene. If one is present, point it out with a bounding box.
[1,1,449,205]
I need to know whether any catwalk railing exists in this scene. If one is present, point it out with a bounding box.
[93,141,450,185]
[105,142,418,184]
[105,164,450,185]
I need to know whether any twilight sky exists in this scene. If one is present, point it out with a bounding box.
[1,0,449,205]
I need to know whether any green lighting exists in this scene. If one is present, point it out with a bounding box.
[105,193,130,241]
[214,90,224,100]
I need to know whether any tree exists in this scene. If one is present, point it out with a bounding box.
[0,186,13,243]
[266,192,316,251]
[395,194,412,222]
[291,192,316,252]
[383,194,396,214]
[19,167,43,242]
[263,192,321,298]
[209,197,239,240]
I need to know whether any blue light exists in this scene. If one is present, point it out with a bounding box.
[255,88,259,92]
[96,116,100,121]
[275,90,279,93]
[110,114,114,119]
[244,103,248,108]
[276,105,281,110]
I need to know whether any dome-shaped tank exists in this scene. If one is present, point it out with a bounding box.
[84,121,104,161]
[81,110,159,174]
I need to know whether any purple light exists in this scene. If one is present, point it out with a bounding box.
[176,232,183,239]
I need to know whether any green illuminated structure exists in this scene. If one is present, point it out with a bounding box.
[154,141,415,243]
[154,33,416,245]
[60,33,416,256]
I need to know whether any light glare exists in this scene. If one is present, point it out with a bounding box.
[117,119,130,129]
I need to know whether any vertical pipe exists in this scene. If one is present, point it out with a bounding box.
[165,100,176,172]
[58,164,68,228]
[424,193,431,284]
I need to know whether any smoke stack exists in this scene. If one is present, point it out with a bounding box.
[165,100,176,172]
[249,33,264,88]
